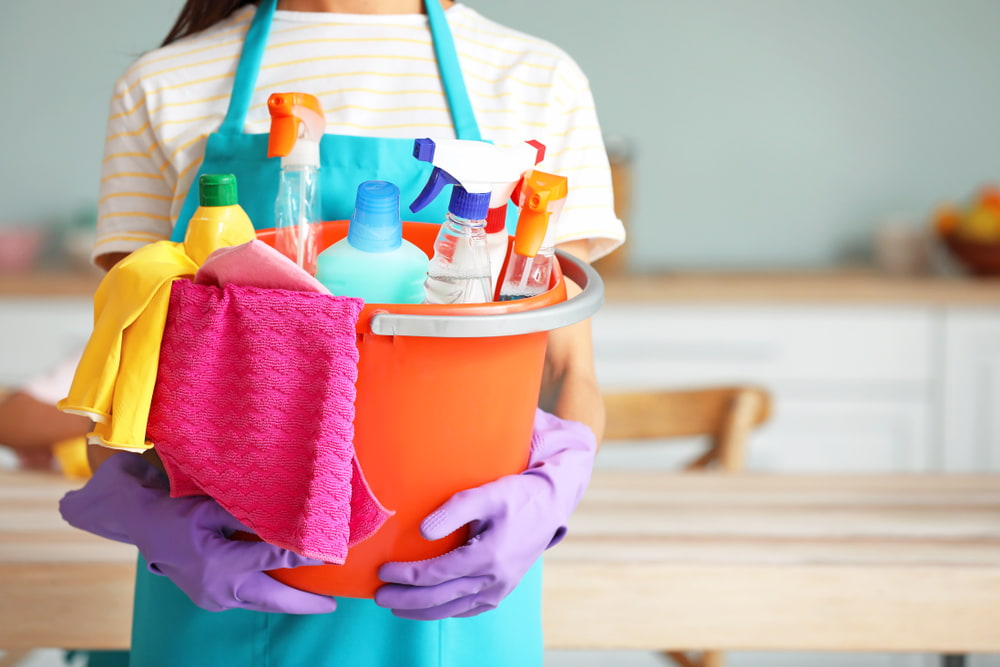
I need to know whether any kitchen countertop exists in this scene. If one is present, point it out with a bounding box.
[5,267,1000,305]
[0,269,103,297]
[601,270,1000,305]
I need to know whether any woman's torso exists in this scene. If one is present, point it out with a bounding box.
[100,5,607,232]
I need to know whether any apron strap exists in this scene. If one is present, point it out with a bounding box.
[425,0,481,141]
[220,0,480,140]
[220,0,278,133]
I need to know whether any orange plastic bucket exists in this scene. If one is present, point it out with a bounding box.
[250,220,601,598]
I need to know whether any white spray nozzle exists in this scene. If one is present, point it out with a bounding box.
[411,138,500,196]
[489,140,546,207]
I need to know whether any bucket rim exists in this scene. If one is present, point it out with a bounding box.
[258,221,604,338]
[366,249,603,337]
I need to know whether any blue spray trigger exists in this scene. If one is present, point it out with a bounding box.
[413,138,437,163]
[410,166,460,213]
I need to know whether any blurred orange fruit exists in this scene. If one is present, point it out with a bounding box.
[932,203,962,238]
[979,185,1000,214]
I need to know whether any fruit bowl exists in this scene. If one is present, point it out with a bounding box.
[931,185,1000,277]
[941,234,1000,277]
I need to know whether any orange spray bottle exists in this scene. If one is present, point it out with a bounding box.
[497,169,568,301]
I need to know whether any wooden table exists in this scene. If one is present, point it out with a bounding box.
[0,470,135,653]
[2,470,999,656]
[546,472,1000,655]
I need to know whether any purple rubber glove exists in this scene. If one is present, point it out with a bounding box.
[375,408,597,620]
[59,451,336,614]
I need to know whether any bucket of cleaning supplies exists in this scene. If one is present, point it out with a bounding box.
[244,219,601,598]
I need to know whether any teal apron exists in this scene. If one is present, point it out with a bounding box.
[137,1,543,665]
[170,0,487,239]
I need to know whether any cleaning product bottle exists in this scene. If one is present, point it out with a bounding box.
[409,138,497,304]
[268,92,326,274]
[315,180,428,304]
[497,169,568,301]
[484,140,547,292]
[184,173,256,266]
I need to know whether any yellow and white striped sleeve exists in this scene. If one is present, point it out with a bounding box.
[538,58,625,262]
[92,71,175,264]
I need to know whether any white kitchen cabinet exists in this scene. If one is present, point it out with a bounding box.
[939,308,1000,472]
[0,297,92,388]
[593,303,932,472]
[743,394,933,472]
[592,303,937,473]
[593,304,933,388]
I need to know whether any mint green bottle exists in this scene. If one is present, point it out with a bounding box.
[316,180,429,304]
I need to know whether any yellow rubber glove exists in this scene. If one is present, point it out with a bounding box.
[58,241,198,450]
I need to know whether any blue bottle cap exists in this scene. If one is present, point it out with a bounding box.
[448,187,490,221]
[349,181,403,253]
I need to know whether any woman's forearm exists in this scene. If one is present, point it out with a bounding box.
[0,392,90,451]
[538,240,606,443]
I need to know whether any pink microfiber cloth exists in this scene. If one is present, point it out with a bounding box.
[146,278,393,564]
[195,239,331,294]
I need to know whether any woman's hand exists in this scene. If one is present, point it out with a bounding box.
[60,451,337,614]
[374,409,596,620]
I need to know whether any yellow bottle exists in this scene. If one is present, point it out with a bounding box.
[184,173,256,265]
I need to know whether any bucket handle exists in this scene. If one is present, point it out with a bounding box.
[367,250,605,338]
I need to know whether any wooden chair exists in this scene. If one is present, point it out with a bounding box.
[601,385,773,667]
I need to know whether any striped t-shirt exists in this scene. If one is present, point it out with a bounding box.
[95,3,625,263]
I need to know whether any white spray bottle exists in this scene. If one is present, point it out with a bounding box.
[483,140,546,291]
[410,138,509,304]
[268,92,326,274]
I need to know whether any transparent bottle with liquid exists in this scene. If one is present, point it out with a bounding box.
[274,160,321,274]
[498,246,555,301]
[498,170,567,301]
[423,189,493,304]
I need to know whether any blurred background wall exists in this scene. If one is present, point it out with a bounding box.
[465,0,1000,270]
[2,0,1000,271]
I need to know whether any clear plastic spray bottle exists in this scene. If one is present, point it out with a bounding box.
[268,92,326,274]
[409,138,495,304]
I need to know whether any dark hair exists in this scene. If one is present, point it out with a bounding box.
[161,1,257,46]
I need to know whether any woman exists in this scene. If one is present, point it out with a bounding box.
[62,0,624,664]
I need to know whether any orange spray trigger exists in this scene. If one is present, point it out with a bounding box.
[267,93,326,159]
[513,170,567,258]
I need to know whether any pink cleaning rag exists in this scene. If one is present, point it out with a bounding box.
[195,239,331,294]
[146,277,392,565]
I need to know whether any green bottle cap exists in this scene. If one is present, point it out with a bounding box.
[199,174,238,207]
